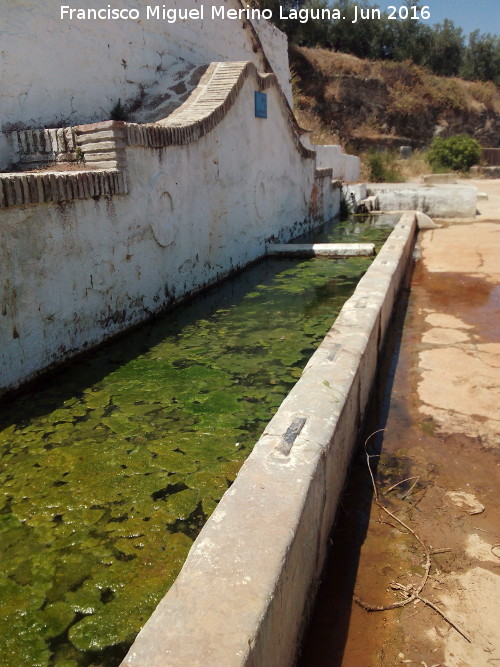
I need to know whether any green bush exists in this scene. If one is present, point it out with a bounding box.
[427,134,482,172]
[366,150,403,182]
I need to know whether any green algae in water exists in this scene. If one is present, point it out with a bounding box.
[0,217,393,665]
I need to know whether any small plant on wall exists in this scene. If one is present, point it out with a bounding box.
[339,189,354,219]
[110,99,128,121]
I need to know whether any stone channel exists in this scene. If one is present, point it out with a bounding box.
[0,216,394,666]
[123,211,416,666]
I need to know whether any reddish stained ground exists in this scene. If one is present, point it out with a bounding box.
[299,182,500,666]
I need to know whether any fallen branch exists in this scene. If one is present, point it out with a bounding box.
[377,519,407,533]
[418,595,472,643]
[353,431,471,644]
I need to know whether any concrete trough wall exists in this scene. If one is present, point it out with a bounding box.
[367,183,477,218]
[123,212,417,667]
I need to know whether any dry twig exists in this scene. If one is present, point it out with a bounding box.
[384,476,419,495]
[401,477,420,500]
[353,430,471,644]
[418,595,472,643]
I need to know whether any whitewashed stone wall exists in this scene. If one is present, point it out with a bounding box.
[0,0,291,168]
[250,17,293,105]
[0,69,339,395]
[366,183,478,217]
[314,144,361,182]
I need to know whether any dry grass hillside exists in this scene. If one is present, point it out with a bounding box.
[291,47,500,151]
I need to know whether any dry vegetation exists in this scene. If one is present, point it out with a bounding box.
[291,47,500,150]
[296,47,499,114]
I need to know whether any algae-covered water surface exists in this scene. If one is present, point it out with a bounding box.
[0,218,394,666]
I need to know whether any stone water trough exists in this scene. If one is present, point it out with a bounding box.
[123,211,421,666]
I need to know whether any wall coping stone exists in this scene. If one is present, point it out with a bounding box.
[266,242,375,257]
[125,61,315,161]
[0,169,128,209]
[2,57,362,209]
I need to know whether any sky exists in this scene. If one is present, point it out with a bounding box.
[367,1,500,36]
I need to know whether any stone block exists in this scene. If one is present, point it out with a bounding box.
[81,141,125,153]
[415,211,438,229]
[76,130,125,144]
[356,195,379,213]
[84,160,122,170]
[266,243,375,257]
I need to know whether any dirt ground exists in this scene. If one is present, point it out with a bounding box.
[299,179,500,666]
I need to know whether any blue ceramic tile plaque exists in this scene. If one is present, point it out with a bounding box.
[255,91,267,118]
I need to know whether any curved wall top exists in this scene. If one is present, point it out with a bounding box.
[0,0,291,137]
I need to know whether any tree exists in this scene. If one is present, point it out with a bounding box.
[461,31,500,84]
[388,1,433,66]
[426,20,464,77]
[257,0,500,84]
[328,1,395,59]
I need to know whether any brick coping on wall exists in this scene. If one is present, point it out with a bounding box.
[1,61,330,210]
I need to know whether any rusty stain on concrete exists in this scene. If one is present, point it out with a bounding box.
[299,179,500,667]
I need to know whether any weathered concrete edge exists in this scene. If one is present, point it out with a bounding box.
[366,183,478,218]
[122,212,417,667]
[266,242,375,257]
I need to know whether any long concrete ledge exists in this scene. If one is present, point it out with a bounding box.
[266,242,375,257]
[123,212,417,666]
